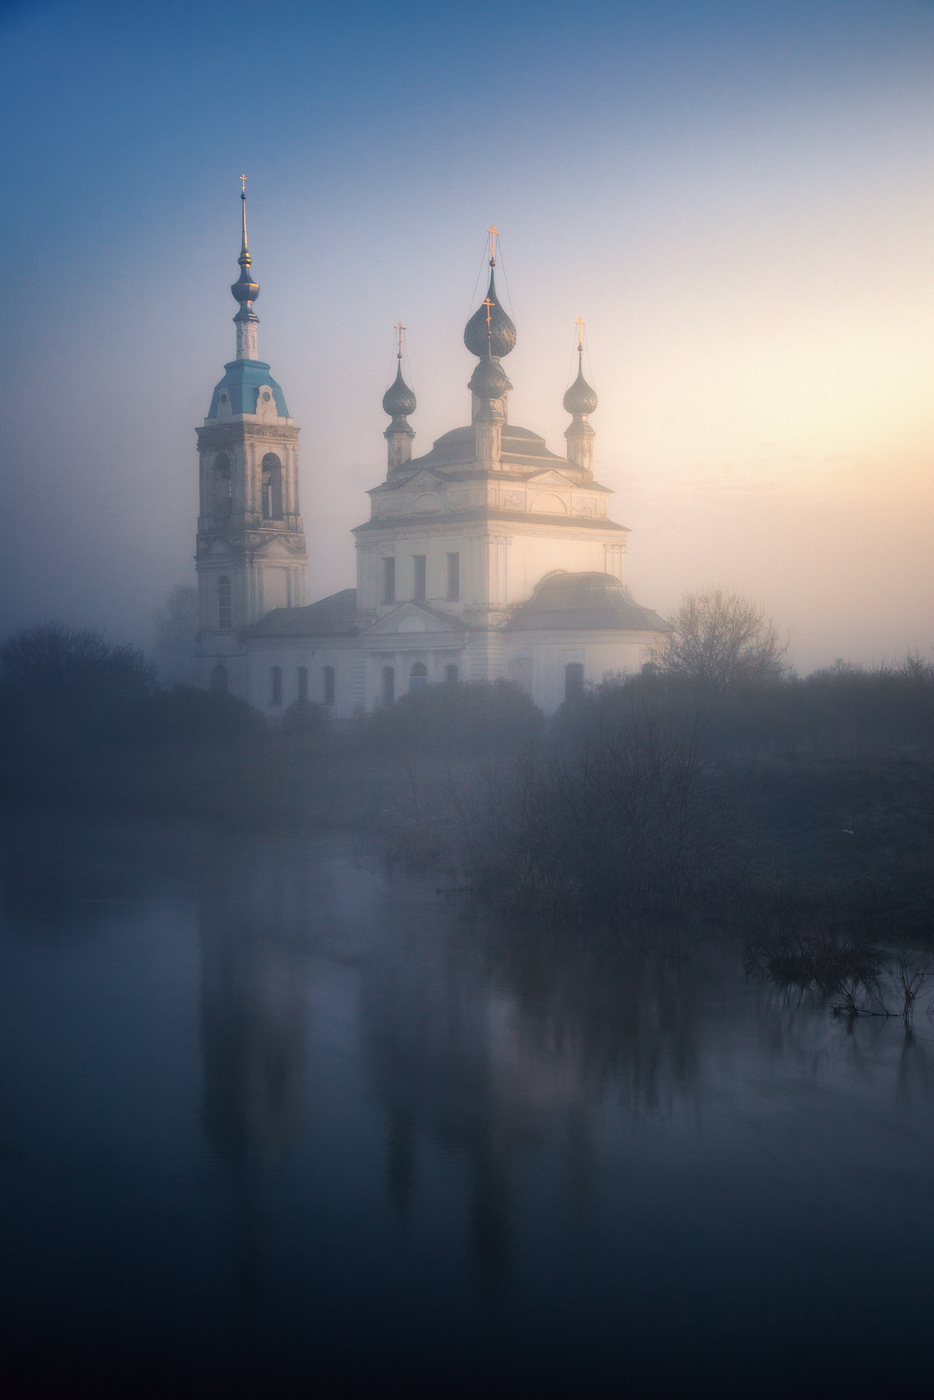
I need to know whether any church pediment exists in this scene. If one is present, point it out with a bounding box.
[402,469,443,490]
[526,469,576,489]
[365,603,463,636]
[253,535,299,559]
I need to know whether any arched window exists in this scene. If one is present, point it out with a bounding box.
[270,666,282,706]
[564,662,584,702]
[381,666,395,706]
[297,666,308,703]
[409,662,428,692]
[217,576,232,631]
[214,454,231,518]
[210,664,228,695]
[323,665,336,706]
[261,454,283,521]
[444,664,458,685]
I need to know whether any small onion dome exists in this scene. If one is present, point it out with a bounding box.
[464,270,517,358]
[382,362,416,417]
[469,353,513,400]
[564,364,598,415]
[231,266,260,304]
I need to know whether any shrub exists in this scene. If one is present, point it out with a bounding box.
[0,622,155,751]
[114,685,263,747]
[659,589,788,692]
[281,699,332,740]
[364,679,544,758]
[472,699,736,924]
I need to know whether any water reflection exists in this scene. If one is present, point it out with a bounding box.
[4,819,934,1394]
[198,858,306,1167]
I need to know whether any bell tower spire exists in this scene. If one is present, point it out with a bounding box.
[194,184,307,698]
[231,176,260,361]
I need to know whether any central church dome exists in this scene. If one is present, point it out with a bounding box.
[463,269,517,358]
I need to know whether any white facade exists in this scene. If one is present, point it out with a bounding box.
[196,222,668,716]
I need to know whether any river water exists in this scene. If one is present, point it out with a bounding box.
[1,815,933,1397]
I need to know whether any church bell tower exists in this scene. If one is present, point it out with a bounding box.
[195,182,307,696]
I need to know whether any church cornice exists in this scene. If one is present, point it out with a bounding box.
[352,508,631,536]
[374,469,612,494]
[196,422,301,448]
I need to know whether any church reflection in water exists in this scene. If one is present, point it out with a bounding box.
[193,833,934,1295]
[192,836,743,1282]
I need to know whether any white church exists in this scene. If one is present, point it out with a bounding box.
[194,194,669,716]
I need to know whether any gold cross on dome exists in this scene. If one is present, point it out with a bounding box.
[488,224,499,262]
[575,316,586,351]
[394,321,405,358]
[482,296,495,335]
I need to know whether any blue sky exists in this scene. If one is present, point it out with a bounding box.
[3,0,934,668]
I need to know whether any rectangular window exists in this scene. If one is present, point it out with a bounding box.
[270,666,283,706]
[381,666,395,705]
[564,662,584,702]
[297,666,308,703]
[444,664,458,685]
[383,557,396,604]
[413,554,426,603]
[323,665,336,706]
[447,552,460,602]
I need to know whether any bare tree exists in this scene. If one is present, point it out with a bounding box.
[152,584,198,685]
[658,589,788,691]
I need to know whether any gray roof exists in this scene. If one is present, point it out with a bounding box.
[504,572,671,633]
[246,588,358,637]
[405,423,567,473]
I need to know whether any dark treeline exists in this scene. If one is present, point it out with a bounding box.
[2,619,933,967]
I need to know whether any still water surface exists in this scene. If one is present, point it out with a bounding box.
[2,817,933,1397]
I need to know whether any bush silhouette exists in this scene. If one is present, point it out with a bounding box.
[364,679,543,757]
[115,685,263,747]
[0,622,155,750]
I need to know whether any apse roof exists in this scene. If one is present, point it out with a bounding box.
[504,572,671,633]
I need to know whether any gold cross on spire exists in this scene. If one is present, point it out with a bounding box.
[240,174,247,196]
[488,225,499,265]
[394,321,405,359]
[575,316,586,352]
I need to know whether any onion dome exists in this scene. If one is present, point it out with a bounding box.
[464,270,517,358]
[231,265,260,304]
[382,361,416,417]
[231,187,260,304]
[564,360,597,415]
[469,352,513,400]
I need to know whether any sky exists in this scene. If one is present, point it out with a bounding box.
[2,0,934,674]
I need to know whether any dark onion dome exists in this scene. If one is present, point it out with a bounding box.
[231,264,260,304]
[468,352,513,400]
[564,363,598,415]
[464,270,517,358]
[382,361,416,417]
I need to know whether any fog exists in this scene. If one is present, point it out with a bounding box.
[3,0,934,673]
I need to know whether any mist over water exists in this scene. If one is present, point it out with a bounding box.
[3,817,934,1396]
